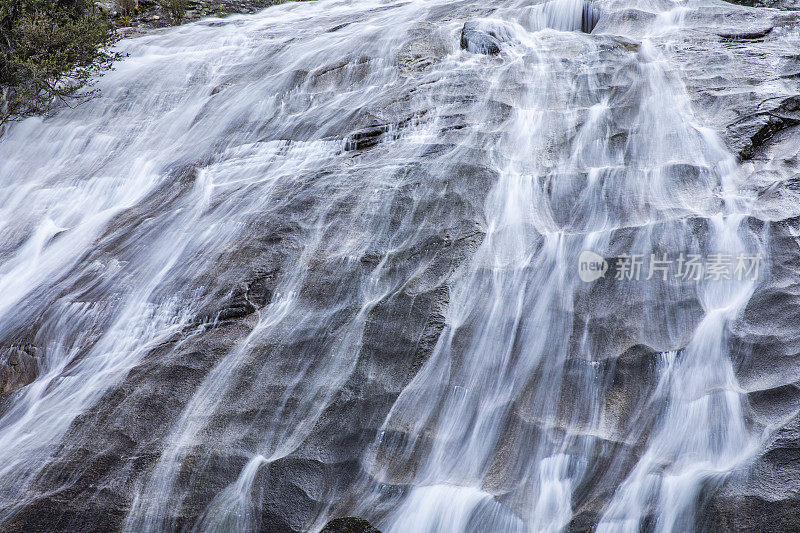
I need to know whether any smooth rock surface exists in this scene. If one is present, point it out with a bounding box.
[1,0,800,531]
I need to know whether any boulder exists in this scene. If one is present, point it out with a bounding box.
[460,20,506,55]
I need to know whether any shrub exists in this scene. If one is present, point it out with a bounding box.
[0,0,122,125]
[118,0,137,16]
[157,0,185,23]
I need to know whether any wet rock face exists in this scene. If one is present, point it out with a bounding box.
[460,20,505,55]
[397,23,450,74]
[0,3,501,527]
[689,0,800,512]
[667,17,800,523]
[460,1,601,55]
[0,346,37,399]
[2,0,800,531]
[723,0,800,8]
[702,407,800,532]
[657,1,800,163]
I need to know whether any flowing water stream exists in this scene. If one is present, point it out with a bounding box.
[0,0,774,531]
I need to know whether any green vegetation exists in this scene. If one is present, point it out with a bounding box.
[0,0,123,125]
[118,0,137,16]
[157,0,186,23]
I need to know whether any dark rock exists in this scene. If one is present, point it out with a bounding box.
[460,20,504,55]
[722,0,800,8]
[345,124,392,151]
[717,27,773,40]
[740,115,800,160]
[702,413,800,531]
[321,516,381,533]
[0,346,38,399]
[581,0,601,33]
[703,495,800,532]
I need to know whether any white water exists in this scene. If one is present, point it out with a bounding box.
[0,0,772,531]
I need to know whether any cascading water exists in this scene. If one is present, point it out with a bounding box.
[0,0,788,531]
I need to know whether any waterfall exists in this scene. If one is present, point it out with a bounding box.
[0,0,778,531]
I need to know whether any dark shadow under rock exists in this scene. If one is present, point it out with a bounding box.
[321,516,382,533]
